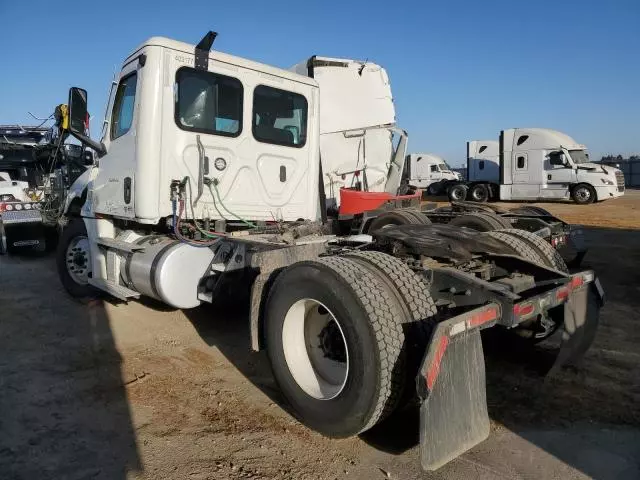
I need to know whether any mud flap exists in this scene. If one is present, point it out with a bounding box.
[548,280,604,375]
[417,307,497,470]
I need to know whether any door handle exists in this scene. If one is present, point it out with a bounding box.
[548,174,552,180]
[194,135,205,205]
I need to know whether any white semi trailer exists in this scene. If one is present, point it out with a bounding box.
[454,128,625,204]
[55,32,603,471]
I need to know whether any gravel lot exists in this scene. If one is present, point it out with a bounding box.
[1,191,639,479]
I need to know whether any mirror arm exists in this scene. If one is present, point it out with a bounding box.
[70,131,107,157]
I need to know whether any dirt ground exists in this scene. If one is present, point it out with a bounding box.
[1,192,639,479]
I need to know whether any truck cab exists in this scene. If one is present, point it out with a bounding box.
[500,128,624,203]
[405,153,461,193]
[84,36,321,224]
[464,128,624,204]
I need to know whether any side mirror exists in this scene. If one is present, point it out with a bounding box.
[68,87,88,136]
[83,150,94,166]
[66,87,106,157]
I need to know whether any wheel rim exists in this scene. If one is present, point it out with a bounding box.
[472,188,484,201]
[576,187,591,202]
[65,236,91,285]
[282,299,349,400]
[451,188,464,200]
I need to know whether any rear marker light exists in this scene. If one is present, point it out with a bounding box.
[468,306,499,328]
[426,335,449,390]
[5,204,13,211]
[24,203,32,210]
[513,302,535,318]
[14,204,22,211]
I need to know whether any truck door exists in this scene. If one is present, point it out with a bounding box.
[411,156,429,187]
[428,163,443,185]
[541,150,575,199]
[510,152,540,198]
[92,62,140,218]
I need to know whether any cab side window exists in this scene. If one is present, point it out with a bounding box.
[430,165,438,172]
[175,68,243,136]
[253,85,308,147]
[111,73,137,140]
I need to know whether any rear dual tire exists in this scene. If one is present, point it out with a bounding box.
[265,254,435,437]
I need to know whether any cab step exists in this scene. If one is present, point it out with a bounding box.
[88,277,140,301]
[96,237,145,253]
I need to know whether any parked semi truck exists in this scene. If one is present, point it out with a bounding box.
[55,32,603,471]
[403,153,461,194]
[447,128,625,204]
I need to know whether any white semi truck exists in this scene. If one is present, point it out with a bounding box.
[403,153,461,194]
[55,32,603,471]
[454,128,625,204]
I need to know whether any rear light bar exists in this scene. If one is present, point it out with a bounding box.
[0,202,41,213]
[551,234,567,247]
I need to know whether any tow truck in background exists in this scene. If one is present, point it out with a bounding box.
[53,31,603,471]
[0,116,92,254]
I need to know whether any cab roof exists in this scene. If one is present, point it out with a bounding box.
[124,36,318,88]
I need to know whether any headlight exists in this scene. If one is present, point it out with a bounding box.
[601,178,614,185]
[14,204,23,211]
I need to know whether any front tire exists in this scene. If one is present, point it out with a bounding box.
[56,218,97,299]
[265,257,406,437]
[572,184,596,204]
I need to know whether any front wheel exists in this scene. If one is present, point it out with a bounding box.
[264,257,406,437]
[56,218,97,299]
[572,184,596,205]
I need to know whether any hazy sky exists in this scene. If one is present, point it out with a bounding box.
[1,0,638,166]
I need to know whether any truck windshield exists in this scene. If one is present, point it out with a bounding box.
[438,163,450,171]
[569,150,590,164]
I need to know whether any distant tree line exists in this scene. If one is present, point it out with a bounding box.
[600,155,640,163]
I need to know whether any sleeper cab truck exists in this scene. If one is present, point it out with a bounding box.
[449,128,625,204]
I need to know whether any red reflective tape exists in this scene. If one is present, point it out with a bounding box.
[426,335,449,390]
[468,306,499,327]
[556,287,570,301]
[571,276,584,289]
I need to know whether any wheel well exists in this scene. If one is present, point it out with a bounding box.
[67,189,88,216]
